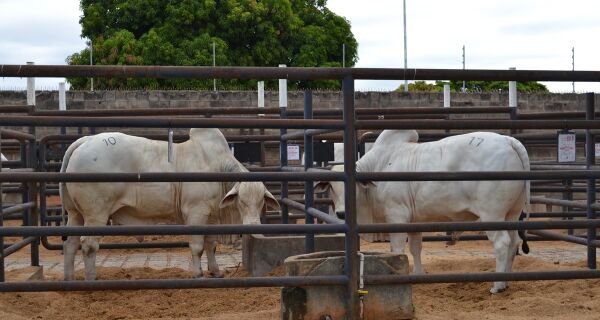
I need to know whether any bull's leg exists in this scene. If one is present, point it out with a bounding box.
[485,229,513,294]
[389,233,408,253]
[204,234,223,278]
[408,232,423,274]
[189,234,206,278]
[63,211,83,281]
[80,216,107,281]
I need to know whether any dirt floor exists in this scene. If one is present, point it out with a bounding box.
[1,237,599,320]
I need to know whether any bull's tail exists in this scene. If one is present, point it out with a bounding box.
[59,136,89,230]
[509,136,531,254]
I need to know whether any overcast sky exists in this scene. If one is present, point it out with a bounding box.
[1,0,599,92]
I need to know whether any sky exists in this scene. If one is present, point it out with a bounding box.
[1,0,599,92]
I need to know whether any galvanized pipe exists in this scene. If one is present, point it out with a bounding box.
[281,198,344,225]
[586,92,597,269]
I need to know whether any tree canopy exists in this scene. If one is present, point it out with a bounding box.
[395,80,549,93]
[67,0,358,90]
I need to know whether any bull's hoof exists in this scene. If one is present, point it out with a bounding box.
[490,285,507,294]
[192,272,204,278]
[209,271,224,278]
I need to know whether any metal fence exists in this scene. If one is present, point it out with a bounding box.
[0,65,599,319]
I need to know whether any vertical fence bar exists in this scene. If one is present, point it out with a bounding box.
[564,179,574,235]
[59,82,67,136]
[509,67,517,134]
[26,82,40,267]
[279,65,289,224]
[342,76,359,319]
[304,91,315,253]
[0,135,4,282]
[586,92,597,269]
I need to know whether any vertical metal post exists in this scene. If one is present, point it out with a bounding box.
[304,91,315,253]
[258,81,266,166]
[26,103,39,267]
[342,44,346,68]
[0,135,4,282]
[585,92,596,269]
[279,65,289,224]
[26,62,35,106]
[343,76,359,319]
[572,47,575,94]
[563,179,574,235]
[443,84,451,108]
[402,0,408,92]
[89,40,94,92]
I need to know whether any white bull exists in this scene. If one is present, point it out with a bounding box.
[316,130,530,293]
[60,128,279,280]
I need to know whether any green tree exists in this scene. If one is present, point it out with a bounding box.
[395,81,440,92]
[67,0,358,90]
[435,80,548,93]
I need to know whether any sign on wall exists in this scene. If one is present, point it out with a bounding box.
[557,131,576,163]
[287,145,300,161]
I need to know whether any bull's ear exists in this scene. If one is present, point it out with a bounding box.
[219,183,240,208]
[264,190,280,210]
[358,181,376,189]
[314,181,331,194]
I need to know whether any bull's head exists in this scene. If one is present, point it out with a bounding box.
[219,182,280,224]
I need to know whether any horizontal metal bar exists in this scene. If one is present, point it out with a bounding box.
[530,196,600,210]
[356,170,600,181]
[527,230,600,247]
[531,187,588,193]
[358,219,600,234]
[41,238,189,251]
[529,212,587,218]
[0,224,347,237]
[0,275,348,292]
[517,111,600,120]
[0,171,346,183]
[2,65,600,81]
[281,129,341,141]
[0,129,35,142]
[1,202,36,217]
[2,236,37,257]
[364,270,600,285]
[0,116,344,129]
[356,119,600,130]
[0,105,32,113]
[281,198,344,225]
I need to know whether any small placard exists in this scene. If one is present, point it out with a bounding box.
[596,143,600,158]
[287,145,300,160]
[557,131,576,163]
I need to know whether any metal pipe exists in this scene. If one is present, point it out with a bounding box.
[342,76,360,319]
[586,92,597,269]
[530,196,600,211]
[0,129,35,142]
[528,230,600,247]
[3,65,600,82]
[0,171,346,183]
[354,170,600,182]
[281,129,340,141]
[1,202,36,217]
[0,275,349,292]
[364,270,600,285]
[0,106,32,113]
[358,219,600,234]
[281,198,343,225]
[304,91,315,252]
[356,119,600,130]
[0,116,345,129]
[2,237,37,256]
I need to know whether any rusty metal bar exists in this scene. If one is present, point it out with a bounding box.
[0,275,348,292]
[0,129,35,142]
[0,116,344,129]
[2,65,600,81]
[356,119,600,130]
[281,129,340,141]
[0,105,33,113]
[364,270,600,285]
[517,111,600,120]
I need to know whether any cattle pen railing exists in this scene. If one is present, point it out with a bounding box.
[0,65,599,319]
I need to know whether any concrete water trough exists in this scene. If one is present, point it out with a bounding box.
[242,233,345,277]
[281,251,413,320]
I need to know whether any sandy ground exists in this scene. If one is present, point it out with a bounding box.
[1,236,599,320]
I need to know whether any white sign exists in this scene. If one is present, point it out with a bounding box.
[596,143,600,157]
[558,133,576,163]
[287,145,300,160]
